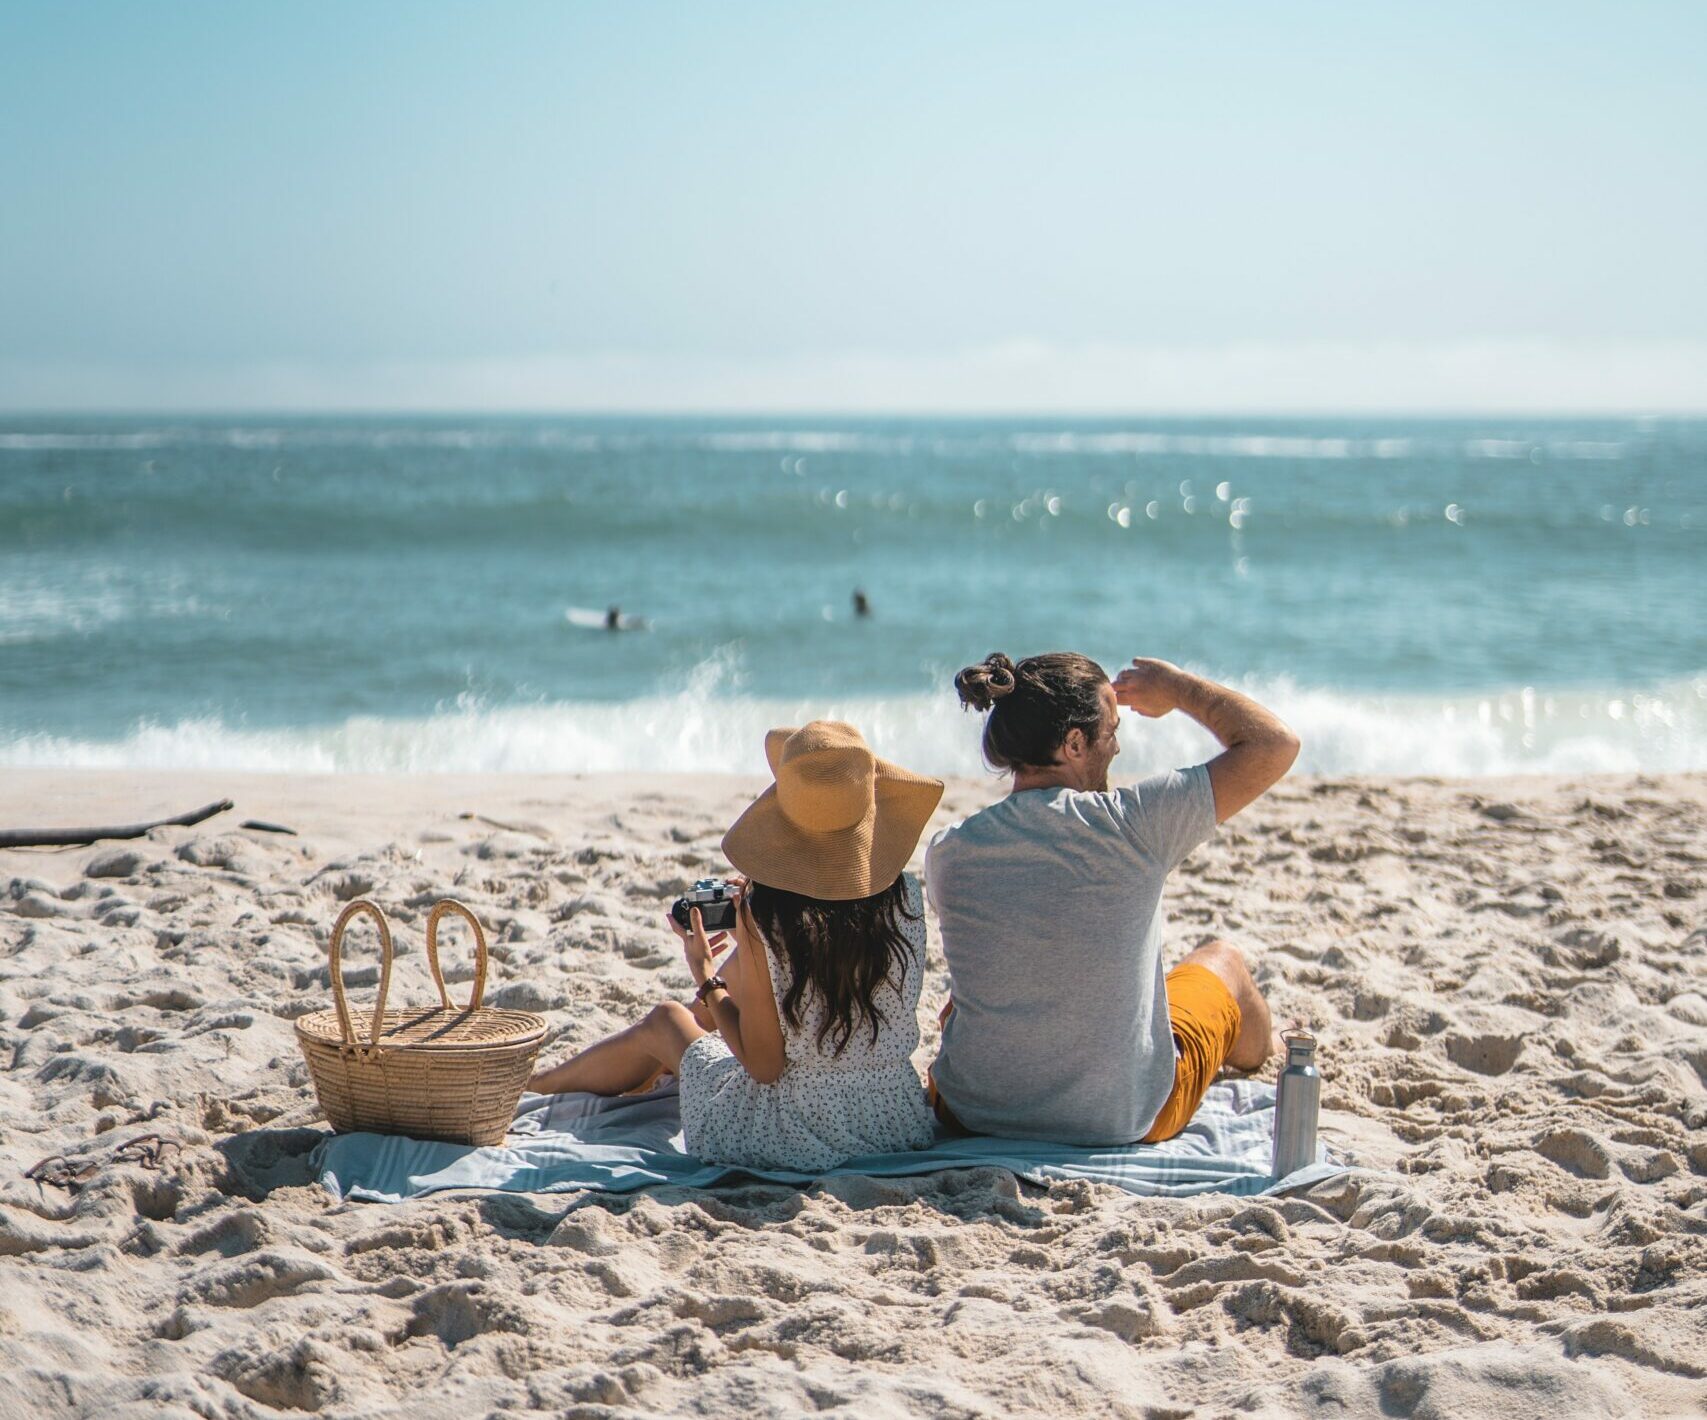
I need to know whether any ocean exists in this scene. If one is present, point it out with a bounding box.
[2,415,1701,780]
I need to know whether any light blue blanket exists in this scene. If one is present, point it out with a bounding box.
[312,1078,1344,1204]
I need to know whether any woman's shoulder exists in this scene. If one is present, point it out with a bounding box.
[897,871,926,918]
[895,872,928,952]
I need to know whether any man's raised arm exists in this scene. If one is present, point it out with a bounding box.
[1113,659,1300,823]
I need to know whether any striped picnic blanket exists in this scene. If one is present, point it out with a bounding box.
[312,1077,1346,1204]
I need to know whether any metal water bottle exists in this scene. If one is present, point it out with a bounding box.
[1271,1029,1321,1179]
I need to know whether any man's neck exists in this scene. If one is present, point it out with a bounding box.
[1009,766,1086,795]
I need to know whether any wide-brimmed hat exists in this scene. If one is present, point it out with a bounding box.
[722,721,944,901]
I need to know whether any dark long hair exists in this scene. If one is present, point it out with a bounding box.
[954,651,1109,771]
[744,875,920,1055]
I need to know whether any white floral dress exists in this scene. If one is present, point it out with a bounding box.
[677,874,936,1171]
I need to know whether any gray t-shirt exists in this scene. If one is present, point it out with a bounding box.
[924,765,1218,1145]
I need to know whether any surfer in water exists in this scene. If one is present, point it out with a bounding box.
[566,605,650,632]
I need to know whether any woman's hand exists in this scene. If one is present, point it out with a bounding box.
[665,906,728,986]
[732,882,760,956]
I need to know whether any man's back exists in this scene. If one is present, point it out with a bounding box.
[925,766,1216,1145]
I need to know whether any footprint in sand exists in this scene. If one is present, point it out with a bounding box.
[402,1280,532,1347]
[1443,1032,1524,1076]
[185,1249,339,1308]
[173,1206,272,1258]
[1534,1127,1612,1180]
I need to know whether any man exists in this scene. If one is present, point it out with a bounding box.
[925,651,1299,1145]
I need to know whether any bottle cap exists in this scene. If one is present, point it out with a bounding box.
[1282,1028,1316,1065]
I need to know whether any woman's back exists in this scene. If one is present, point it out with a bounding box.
[677,874,936,1171]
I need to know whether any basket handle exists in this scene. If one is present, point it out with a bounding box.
[424,899,489,1011]
[328,899,395,1052]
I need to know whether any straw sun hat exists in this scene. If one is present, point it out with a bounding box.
[721,721,944,901]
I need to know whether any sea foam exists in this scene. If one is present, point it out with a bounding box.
[3,678,1701,778]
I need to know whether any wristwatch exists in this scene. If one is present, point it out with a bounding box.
[695,975,729,1004]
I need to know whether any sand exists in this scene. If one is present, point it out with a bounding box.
[2,767,1704,1419]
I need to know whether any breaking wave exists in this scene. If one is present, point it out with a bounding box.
[3,678,1701,778]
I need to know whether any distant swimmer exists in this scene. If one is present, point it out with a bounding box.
[852,588,871,618]
[565,605,651,632]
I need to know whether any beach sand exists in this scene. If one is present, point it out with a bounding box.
[2,768,1704,1418]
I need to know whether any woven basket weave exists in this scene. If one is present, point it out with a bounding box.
[295,898,547,1146]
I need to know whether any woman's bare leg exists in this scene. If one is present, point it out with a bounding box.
[528,1002,707,1096]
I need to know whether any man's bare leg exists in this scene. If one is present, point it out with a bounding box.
[1177,939,1279,1072]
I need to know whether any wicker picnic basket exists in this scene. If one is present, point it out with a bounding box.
[294,898,547,1146]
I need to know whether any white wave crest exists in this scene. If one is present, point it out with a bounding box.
[3,678,1702,777]
[1007,433,1415,460]
[0,575,215,645]
[0,425,1634,463]
[0,431,181,451]
[695,431,917,454]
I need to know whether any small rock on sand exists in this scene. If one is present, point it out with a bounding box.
[86,848,149,878]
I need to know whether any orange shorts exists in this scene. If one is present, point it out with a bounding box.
[1140,961,1244,1143]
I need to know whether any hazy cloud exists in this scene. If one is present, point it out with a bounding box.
[6,339,1705,414]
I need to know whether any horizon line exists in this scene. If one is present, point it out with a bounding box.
[4,406,1706,421]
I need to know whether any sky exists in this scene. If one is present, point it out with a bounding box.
[3,2,1705,413]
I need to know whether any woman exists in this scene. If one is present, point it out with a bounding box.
[528,721,943,1172]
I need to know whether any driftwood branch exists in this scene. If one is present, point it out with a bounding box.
[0,799,234,849]
[457,811,553,839]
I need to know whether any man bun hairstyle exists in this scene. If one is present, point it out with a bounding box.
[952,652,1018,711]
[954,651,1109,771]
